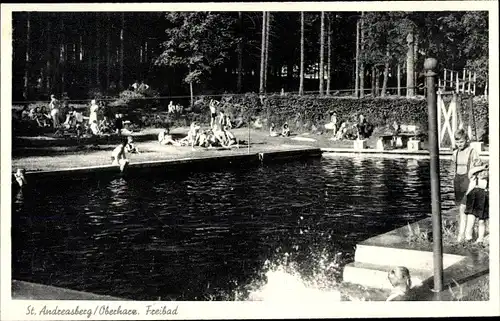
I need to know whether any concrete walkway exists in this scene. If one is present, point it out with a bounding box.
[12,280,122,300]
[342,207,489,301]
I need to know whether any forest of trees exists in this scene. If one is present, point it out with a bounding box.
[11,11,488,102]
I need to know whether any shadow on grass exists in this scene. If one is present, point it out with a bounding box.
[13,133,186,149]
[12,145,116,158]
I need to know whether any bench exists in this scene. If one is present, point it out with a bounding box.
[377,133,421,151]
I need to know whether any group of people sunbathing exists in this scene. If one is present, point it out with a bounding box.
[16,95,126,138]
[269,122,290,137]
[158,121,238,149]
[325,112,373,141]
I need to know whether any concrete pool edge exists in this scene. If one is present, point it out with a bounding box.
[320,147,490,159]
[11,280,123,300]
[15,147,323,179]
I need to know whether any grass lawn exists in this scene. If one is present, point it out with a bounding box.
[12,126,351,172]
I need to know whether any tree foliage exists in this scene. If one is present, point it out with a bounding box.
[155,12,237,85]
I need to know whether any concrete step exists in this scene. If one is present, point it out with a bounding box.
[354,244,467,270]
[342,261,433,290]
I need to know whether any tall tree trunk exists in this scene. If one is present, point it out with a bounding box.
[259,11,266,94]
[88,28,93,89]
[380,48,390,97]
[95,16,101,89]
[354,19,360,97]
[60,19,65,95]
[119,12,125,90]
[375,67,380,97]
[414,32,419,93]
[406,30,415,97]
[319,11,325,96]
[371,66,375,96]
[24,12,31,100]
[397,63,401,96]
[106,13,111,91]
[359,12,365,98]
[264,12,270,92]
[299,12,305,96]
[326,14,332,95]
[46,18,52,93]
[237,11,244,93]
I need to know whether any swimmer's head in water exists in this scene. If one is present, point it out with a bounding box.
[388,266,411,290]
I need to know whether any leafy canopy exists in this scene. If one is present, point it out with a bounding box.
[155,12,236,85]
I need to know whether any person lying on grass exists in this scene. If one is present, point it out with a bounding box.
[269,123,280,137]
[125,136,140,154]
[158,129,180,146]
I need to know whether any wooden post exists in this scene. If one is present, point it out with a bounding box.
[425,58,444,293]
[354,19,360,97]
[443,69,447,90]
[462,69,466,93]
[397,63,401,96]
[455,72,459,93]
[473,72,477,95]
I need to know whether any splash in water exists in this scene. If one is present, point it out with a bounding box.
[235,249,345,302]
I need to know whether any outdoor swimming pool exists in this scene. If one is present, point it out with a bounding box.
[12,155,456,300]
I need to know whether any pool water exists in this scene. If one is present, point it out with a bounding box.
[11,155,455,300]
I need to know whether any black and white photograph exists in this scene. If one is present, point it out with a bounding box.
[1,1,498,320]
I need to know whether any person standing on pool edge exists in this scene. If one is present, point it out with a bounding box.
[452,129,480,242]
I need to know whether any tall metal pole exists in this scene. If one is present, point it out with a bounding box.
[425,58,443,292]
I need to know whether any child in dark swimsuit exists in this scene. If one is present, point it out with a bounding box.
[464,160,489,243]
[452,129,480,242]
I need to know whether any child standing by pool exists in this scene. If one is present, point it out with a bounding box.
[452,129,480,242]
[209,100,218,129]
[464,160,489,243]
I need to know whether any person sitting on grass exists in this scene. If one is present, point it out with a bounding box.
[158,130,181,146]
[21,105,30,121]
[269,123,280,137]
[221,125,238,148]
[281,123,290,137]
[99,116,112,134]
[212,124,228,146]
[330,122,348,141]
[39,106,53,127]
[179,122,201,149]
[90,120,100,136]
[386,266,412,301]
[125,136,140,154]
[464,159,489,244]
[111,140,129,172]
